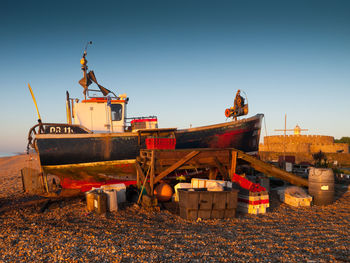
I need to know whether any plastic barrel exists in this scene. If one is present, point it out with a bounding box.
[104,189,118,212]
[86,191,95,212]
[308,168,334,205]
[94,190,107,214]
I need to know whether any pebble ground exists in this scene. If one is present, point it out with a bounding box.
[0,155,349,262]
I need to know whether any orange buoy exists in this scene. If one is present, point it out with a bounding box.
[154,183,173,202]
[225,108,232,118]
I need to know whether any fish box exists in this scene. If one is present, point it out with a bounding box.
[174,183,192,202]
[284,193,312,207]
[178,188,238,220]
[145,137,176,150]
[191,178,233,189]
[238,191,270,207]
[236,189,270,214]
[101,183,126,203]
[179,207,199,220]
[103,189,118,212]
[278,186,312,207]
[179,207,236,220]
[237,203,268,214]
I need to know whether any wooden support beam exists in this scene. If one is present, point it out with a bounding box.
[150,150,155,196]
[135,161,146,183]
[236,150,308,187]
[137,147,308,190]
[212,157,228,180]
[136,169,140,189]
[154,151,200,184]
[135,160,151,195]
[208,167,218,180]
[230,150,237,181]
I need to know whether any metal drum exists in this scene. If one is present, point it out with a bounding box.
[308,168,334,205]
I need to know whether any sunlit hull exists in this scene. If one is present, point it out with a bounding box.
[35,114,263,190]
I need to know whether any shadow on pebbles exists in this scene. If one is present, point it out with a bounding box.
[0,155,349,262]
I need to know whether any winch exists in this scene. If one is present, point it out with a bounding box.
[225,90,249,120]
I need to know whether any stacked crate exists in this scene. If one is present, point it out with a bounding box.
[246,174,270,192]
[145,137,176,149]
[231,173,270,214]
[178,189,238,220]
[236,189,270,214]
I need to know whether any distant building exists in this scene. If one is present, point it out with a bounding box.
[259,125,349,154]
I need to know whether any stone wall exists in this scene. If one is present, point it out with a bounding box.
[259,135,349,154]
[259,143,310,153]
[259,151,350,166]
[310,143,349,153]
[264,135,334,145]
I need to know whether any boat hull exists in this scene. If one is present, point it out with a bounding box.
[35,114,263,189]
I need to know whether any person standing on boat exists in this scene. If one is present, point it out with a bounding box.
[234,90,245,116]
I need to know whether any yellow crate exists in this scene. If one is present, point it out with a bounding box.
[284,193,312,207]
[238,194,270,208]
[237,202,267,214]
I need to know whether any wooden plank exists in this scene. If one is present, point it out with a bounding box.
[154,149,229,161]
[209,167,218,180]
[154,164,219,173]
[135,161,152,195]
[154,151,200,184]
[230,150,237,181]
[236,150,308,187]
[136,167,140,188]
[150,150,155,196]
[135,161,146,183]
[213,157,228,180]
[155,156,230,167]
[154,164,216,174]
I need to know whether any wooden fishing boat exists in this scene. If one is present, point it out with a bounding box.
[27,44,263,190]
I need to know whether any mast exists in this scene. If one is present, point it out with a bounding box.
[79,41,92,100]
[78,41,114,99]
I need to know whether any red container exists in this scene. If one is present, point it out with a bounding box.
[232,173,266,192]
[145,138,176,149]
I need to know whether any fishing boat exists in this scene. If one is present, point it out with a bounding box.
[27,44,263,190]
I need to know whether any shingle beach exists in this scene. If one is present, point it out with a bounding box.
[0,154,349,262]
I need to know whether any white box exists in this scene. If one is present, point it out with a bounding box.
[174,183,192,202]
[101,183,126,203]
[191,178,232,189]
[103,189,118,212]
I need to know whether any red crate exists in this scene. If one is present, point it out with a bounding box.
[232,173,266,192]
[145,138,176,149]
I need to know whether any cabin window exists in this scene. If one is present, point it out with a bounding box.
[111,104,123,121]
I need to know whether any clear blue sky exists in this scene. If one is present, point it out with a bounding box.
[1,0,349,153]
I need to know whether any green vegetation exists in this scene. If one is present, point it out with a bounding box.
[340,169,350,175]
[335,137,350,144]
[312,150,329,168]
[333,168,350,177]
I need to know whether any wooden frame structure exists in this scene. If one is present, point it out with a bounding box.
[135,148,308,197]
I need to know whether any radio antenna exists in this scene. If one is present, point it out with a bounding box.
[83,41,93,56]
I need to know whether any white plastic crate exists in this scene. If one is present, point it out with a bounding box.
[101,183,126,203]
